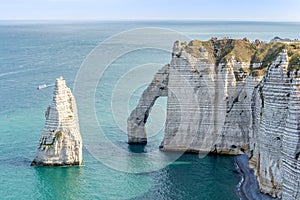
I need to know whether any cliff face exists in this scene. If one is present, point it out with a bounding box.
[128,39,263,153]
[251,51,290,197]
[31,77,82,166]
[127,39,300,199]
[282,77,300,200]
[250,50,300,199]
[162,41,257,153]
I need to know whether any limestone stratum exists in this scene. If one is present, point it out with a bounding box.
[128,38,300,199]
[31,77,82,166]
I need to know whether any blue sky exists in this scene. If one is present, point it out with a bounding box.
[0,0,299,21]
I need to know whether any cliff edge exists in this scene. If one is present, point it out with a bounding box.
[128,38,300,199]
[31,77,82,166]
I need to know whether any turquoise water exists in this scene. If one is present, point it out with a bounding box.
[1,21,300,199]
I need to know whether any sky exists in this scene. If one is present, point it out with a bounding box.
[0,0,299,21]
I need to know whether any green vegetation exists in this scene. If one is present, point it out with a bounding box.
[186,40,215,62]
[286,43,300,71]
[55,131,62,138]
[289,53,300,71]
[213,39,235,64]
[43,143,54,146]
[241,67,251,75]
[183,39,300,77]
[222,39,256,63]
[251,68,268,77]
[251,42,285,66]
[68,97,73,112]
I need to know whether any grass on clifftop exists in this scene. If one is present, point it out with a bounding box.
[286,43,300,71]
[183,39,300,76]
[221,39,256,63]
[251,42,285,66]
[186,40,215,62]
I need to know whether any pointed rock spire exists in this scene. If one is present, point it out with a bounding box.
[31,77,82,166]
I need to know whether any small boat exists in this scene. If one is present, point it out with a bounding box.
[37,84,47,90]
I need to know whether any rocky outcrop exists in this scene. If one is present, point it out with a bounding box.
[31,77,82,166]
[128,39,300,199]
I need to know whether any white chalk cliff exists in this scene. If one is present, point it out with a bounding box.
[250,50,290,198]
[31,77,82,166]
[282,77,300,200]
[128,39,300,199]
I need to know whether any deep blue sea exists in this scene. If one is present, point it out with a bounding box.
[1,21,300,200]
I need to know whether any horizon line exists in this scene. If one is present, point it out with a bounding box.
[0,18,300,23]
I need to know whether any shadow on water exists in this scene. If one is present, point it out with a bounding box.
[34,166,84,200]
[131,154,241,200]
[127,144,147,153]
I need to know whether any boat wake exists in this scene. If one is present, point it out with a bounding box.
[0,69,34,78]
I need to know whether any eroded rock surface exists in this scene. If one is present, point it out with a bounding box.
[162,41,257,154]
[282,77,300,200]
[251,51,290,198]
[127,65,169,144]
[128,39,300,199]
[31,77,82,166]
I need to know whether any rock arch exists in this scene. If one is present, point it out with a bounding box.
[127,65,169,144]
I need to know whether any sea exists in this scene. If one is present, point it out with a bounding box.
[0,21,300,200]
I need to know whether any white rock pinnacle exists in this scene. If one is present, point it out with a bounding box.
[31,77,82,166]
